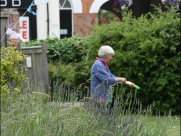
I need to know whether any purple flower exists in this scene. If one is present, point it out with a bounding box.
[114,0,119,8]
[164,0,180,5]
[114,0,133,8]
[121,0,127,6]
[169,0,174,2]
[162,0,180,9]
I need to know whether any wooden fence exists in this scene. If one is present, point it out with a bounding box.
[21,42,49,93]
[0,17,8,47]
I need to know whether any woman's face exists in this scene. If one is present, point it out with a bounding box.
[11,39,19,47]
[104,55,113,64]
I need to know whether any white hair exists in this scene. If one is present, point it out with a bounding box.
[98,45,115,58]
[9,35,19,40]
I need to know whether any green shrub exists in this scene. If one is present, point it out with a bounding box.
[1,47,28,103]
[84,7,180,114]
[22,36,89,64]
[28,36,94,88]
[48,61,75,86]
[45,36,88,64]
[21,39,43,47]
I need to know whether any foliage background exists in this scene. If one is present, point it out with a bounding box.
[21,7,180,114]
[85,7,181,114]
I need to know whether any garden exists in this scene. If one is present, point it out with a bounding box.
[1,2,180,136]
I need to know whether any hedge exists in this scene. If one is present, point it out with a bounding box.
[84,7,180,114]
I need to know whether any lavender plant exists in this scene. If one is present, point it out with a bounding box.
[2,80,179,136]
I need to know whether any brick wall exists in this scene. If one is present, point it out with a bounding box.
[74,13,98,36]
[74,0,98,36]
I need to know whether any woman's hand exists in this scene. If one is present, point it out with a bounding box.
[125,81,135,87]
[115,77,126,83]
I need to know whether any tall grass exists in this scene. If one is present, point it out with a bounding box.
[1,82,179,136]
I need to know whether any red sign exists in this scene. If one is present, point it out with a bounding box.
[19,17,29,41]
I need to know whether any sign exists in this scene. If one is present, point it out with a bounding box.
[60,29,68,35]
[0,0,33,8]
[19,17,29,42]
[26,56,32,68]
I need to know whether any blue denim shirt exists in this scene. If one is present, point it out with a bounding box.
[90,59,116,102]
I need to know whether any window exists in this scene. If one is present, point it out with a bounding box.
[59,0,73,38]
[59,0,71,9]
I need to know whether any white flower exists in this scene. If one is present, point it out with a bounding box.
[126,0,133,6]
[121,5,126,9]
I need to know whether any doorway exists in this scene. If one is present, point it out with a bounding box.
[59,10,72,39]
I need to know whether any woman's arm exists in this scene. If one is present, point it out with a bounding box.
[94,63,126,84]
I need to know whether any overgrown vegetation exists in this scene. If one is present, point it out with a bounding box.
[1,3,180,136]
[1,82,180,136]
[21,6,180,114]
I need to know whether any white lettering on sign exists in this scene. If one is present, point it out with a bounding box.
[12,0,21,6]
[0,0,21,7]
[0,0,7,6]
[19,17,29,42]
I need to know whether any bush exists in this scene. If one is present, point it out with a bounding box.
[45,36,94,89]
[46,36,88,64]
[21,36,89,64]
[84,7,180,114]
[1,47,28,103]
[48,61,75,86]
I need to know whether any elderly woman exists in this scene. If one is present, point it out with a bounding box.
[9,35,20,48]
[90,45,126,105]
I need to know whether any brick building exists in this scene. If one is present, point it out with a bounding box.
[0,0,163,45]
[36,0,163,39]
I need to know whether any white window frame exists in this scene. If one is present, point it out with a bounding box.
[59,0,74,36]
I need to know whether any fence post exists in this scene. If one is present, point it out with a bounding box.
[42,41,50,93]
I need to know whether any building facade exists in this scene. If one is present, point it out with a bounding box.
[36,0,163,39]
[37,0,106,39]
[0,0,163,45]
